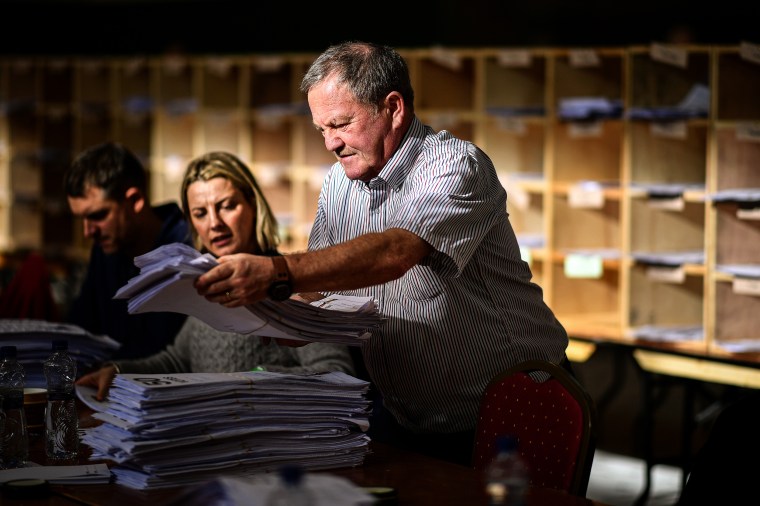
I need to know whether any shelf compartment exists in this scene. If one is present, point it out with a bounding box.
[552,195,620,251]
[247,57,298,109]
[630,199,705,254]
[553,120,623,184]
[628,265,704,329]
[41,60,72,106]
[415,50,476,111]
[629,122,707,185]
[201,58,241,109]
[715,281,760,344]
[76,59,113,110]
[629,47,710,110]
[553,50,624,103]
[483,50,546,113]
[715,203,760,266]
[198,111,243,154]
[716,47,760,121]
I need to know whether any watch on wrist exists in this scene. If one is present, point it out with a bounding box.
[267,255,293,301]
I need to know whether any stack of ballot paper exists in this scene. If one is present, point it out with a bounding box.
[81,370,372,490]
[114,243,384,345]
[0,319,121,388]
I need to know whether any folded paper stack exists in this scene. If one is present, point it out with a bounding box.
[82,370,372,490]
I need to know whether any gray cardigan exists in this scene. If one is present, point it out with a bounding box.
[113,316,356,376]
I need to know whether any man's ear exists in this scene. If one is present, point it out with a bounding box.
[386,91,405,128]
[124,187,146,214]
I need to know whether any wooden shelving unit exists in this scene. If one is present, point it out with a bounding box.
[1,42,759,357]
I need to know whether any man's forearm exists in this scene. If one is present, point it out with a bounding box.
[289,228,431,293]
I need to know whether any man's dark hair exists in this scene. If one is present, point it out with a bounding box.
[64,141,148,201]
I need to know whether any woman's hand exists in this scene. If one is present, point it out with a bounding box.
[75,365,118,401]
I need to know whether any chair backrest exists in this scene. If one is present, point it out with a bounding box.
[472,359,596,497]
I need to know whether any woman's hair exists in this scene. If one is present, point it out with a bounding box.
[300,40,414,114]
[181,151,280,254]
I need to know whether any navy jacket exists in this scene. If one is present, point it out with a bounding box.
[67,203,192,359]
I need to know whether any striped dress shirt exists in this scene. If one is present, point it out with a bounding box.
[308,117,568,433]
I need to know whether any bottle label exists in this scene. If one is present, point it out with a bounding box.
[47,391,75,402]
[2,395,24,410]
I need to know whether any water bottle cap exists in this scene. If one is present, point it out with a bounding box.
[496,434,519,453]
[52,340,68,351]
[0,345,17,359]
[278,464,305,486]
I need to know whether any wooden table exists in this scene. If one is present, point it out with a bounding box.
[0,407,607,506]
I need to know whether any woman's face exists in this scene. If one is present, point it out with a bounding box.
[186,177,258,256]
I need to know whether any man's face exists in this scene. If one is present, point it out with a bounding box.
[67,185,137,255]
[307,75,396,183]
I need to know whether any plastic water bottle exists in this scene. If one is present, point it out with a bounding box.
[0,345,29,469]
[43,340,79,462]
[265,464,313,506]
[485,435,529,506]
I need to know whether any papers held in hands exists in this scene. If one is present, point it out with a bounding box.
[113,243,384,345]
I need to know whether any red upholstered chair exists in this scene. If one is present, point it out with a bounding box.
[472,360,597,497]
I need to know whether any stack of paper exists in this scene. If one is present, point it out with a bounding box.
[81,371,371,490]
[114,243,384,345]
[0,319,121,388]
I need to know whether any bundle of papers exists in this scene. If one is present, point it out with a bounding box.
[114,243,384,345]
[81,371,372,490]
[0,319,121,388]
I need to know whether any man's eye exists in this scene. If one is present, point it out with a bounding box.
[88,210,108,221]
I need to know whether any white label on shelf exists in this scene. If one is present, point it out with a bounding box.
[568,50,600,67]
[206,58,233,77]
[502,176,530,210]
[255,56,286,72]
[430,47,462,71]
[568,121,603,138]
[737,207,760,220]
[48,59,69,72]
[164,55,187,75]
[496,116,527,135]
[647,196,685,211]
[82,59,105,74]
[650,121,687,139]
[519,246,532,265]
[427,113,459,131]
[164,156,186,181]
[736,123,760,142]
[564,254,603,278]
[740,41,760,65]
[733,277,760,296]
[568,185,605,208]
[650,43,688,68]
[124,58,147,76]
[11,59,33,72]
[647,266,686,283]
[497,50,532,67]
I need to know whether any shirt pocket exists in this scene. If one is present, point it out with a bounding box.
[401,264,445,301]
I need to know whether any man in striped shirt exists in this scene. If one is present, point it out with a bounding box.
[195,41,569,467]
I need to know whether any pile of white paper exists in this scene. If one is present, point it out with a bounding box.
[114,243,384,345]
[81,370,372,490]
[0,319,121,388]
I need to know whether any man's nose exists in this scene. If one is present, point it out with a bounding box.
[83,219,97,238]
[323,131,343,152]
